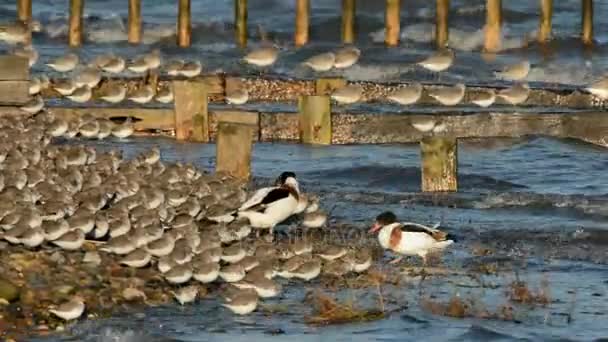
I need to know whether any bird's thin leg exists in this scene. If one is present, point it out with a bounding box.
[389,256,404,265]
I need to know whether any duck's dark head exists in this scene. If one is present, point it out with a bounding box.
[275,171,297,186]
[369,211,397,234]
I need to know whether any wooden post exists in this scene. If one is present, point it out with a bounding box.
[420,137,457,192]
[235,0,248,47]
[295,0,310,47]
[68,0,84,47]
[341,0,356,44]
[17,0,32,23]
[315,78,347,96]
[128,0,142,44]
[177,0,191,47]
[537,0,552,43]
[385,0,400,47]
[299,95,331,145]
[0,56,30,104]
[216,113,258,181]
[483,0,502,53]
[582,0,593,45]
[173,80,208,142]
[436,0,449,48]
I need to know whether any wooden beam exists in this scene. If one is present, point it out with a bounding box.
[538,0,552,43]
[385,0,401,47]
[341,0,356,44]
[582,0,593,45]
[436,0,450,48]
[0,56,29,81]
[420,137,458,192]
[51,107,175,131]
[484,0,502,53]
[177,0,191,47]
[128,0,142,44]
[315,78,347,96]
[235,0,248,48]
[173,80,209,142]
[216,115,258,180]
[295,0,310,47]
[299,95,331,145]
[17,0,32,23]
[0,81,29,104]
[68,0,84,47]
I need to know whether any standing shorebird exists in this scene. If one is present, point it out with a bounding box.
[497,83,530,105]
[331,84,363,105]
[585,77,608,100]
[333,46,361,69]
[494,60,531,82]
[387,83,424,106]
[243,45,279,74]
[417,49,454,77]
[428,83,466,106]
[303,52,335,72]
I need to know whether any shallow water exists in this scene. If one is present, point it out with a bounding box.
[25,135,608,342]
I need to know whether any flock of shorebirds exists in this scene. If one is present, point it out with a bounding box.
[12,40,608,118]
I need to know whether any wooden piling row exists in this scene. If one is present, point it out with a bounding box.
[68,0,84,47]
[538,0,553,43]
[435,0,450,48]
[484,0,502,53]
[17,0,32,23]
[341,0,356,44]
[128,0,142,44]
[385,0,401,47]
[177,0,192,47]
[582,0,593,45]
[235,0,248,48]
[295,0,310,47]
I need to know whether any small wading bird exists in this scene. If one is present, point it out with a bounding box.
[369,211,455,266]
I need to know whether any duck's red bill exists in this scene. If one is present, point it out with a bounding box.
[368,223,382,233]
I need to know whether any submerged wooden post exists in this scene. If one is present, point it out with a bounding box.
[341,0,356,44]
[216,113,258,181]
[436,0,449,48]
[68,0,84,47]
[483,0,502,53]
[173,80,209,142]
[385,0,400,47]
[235,0,248,47]
[582,0,593,45]
[128,0,142,44]
[177,0,191,47]
[538,0,552,43]
[17,0,32,23]
[315,78,347,96]
[420,137,457,192]
[298,95,331,145]
[295,0,310,47]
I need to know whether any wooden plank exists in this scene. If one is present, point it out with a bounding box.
[216,122,255,180]
[216,110,259,125]
[298,95,331,145]
[0,56,29,81]
[0,81,29,104]
[420,136,458,192]
[315,78,347,96]
[173,80,208,142]
[50,107,175,131]
[341,0,356,44]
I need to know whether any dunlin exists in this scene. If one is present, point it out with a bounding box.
[20,95,44,114]
[78,120,100,139]
[11,44,38,67]
[100,56,126,74]
[417,49,454,72]
[120,248,152,268]
[387,83,424,105]
[221,244,247,263]
[164,59,185,76]
[51,229,85,250]
[53,79,77,96]
[46,53,79,72]
[29,77,41,95]
[146,234,175,257]
[333,46,361,69]
[219,263,246,283]
[225,88,249,105]
[171,285,199,305]
[49,297,85,321]
[302,210,327,228]
[100,84,127,103]
[471,89,496,108]
[19,227,45,248]
[164,263,193,284]
[497,83,530,105]
[111,118,134,139]
[494,60,530,81]
[101,234,136,255]
[74,67,102,88]
[304,52,335,72]
[584,78,608,100]
[43,219,70,241]
[0,22,31,44]
[291,259,322,281]
[244,45,279,67]
[128,85,155,104]
[317,245,347,261]
[222,290,258,315]
[155,87,174,103]
[66,85,92,103]
[428,83,466,106]
[180,61,202,78]
[331,84,363,104]
[193,261,220,283]
[234,275,281,298]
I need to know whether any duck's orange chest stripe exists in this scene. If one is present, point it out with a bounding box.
[389,228,402,250]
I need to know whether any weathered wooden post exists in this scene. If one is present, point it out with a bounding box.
[385,0,401,47]
[420,136,457,192]
[298,95,331,145]
[128,0,142,44]
[68,0,84,47]
[173,80,209,142]
[436,0,450,48]
[216,112,258,181]
[538,0,552,43]
[341,0,356,44]
[582,0,593,45]
[17,0,32,23]
[0,56,30,105]
[315,78,347,96]
[483,0,502,53]
[295,0,310,47]
[235,0,248,47]
[177,0,191,47]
